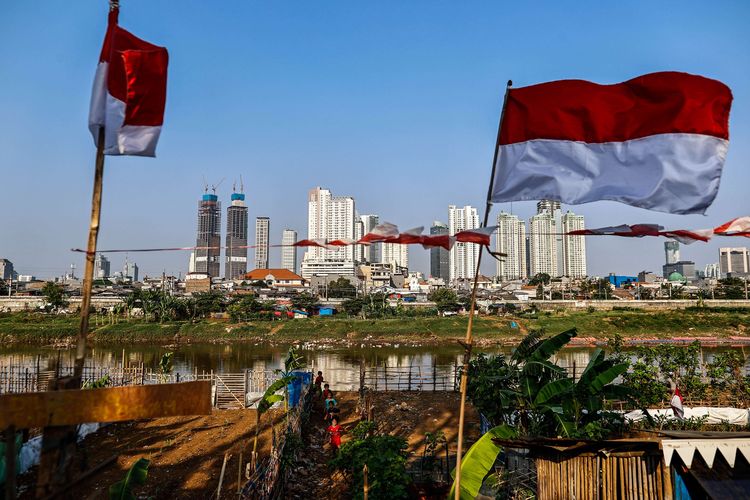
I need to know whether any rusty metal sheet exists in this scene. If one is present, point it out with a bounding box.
[0,381,212,429]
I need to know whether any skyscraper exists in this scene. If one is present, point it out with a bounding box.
[448,205,479,282]
[529,211,558,277]
[281,229,298,273]
[381,242,408,271]
[301,187,356,278]
[360,214,381,264]
[254,217,270,270]
[94,253,110,279]
[495,212,527,280]
[225,191,248,279]
[719,247,749,277]
[430,221,450,282]
[123,259,139,282]
[560,211,587,278]
[354,217,365,263]
[665,241,680,265]
[0,259,14,281]
[195,192,221,278]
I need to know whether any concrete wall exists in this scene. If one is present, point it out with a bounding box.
[0,296,124,312]
[511,299,750,311]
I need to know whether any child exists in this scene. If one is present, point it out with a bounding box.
[314,371,324,389]
[322,383,333,401]
[327,416,342,451]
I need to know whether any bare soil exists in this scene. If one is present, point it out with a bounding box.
[18,408,286,499]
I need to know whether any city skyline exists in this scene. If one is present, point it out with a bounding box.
[2,1,749,279]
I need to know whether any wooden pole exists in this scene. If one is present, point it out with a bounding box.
[363,463,369,500]
[74,126,106,379]
[453,80,512,499]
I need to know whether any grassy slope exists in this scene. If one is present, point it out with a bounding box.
[1,308,748,344]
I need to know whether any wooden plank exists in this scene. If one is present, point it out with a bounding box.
[0,381,211,429]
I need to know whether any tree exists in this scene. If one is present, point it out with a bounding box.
[42,281,68,311]
[528,273,551,286]
[192,291,225,317]
[327,277,358,299]
[227,295,263,321]
[716,277,746,299]
[291,292,320,312]
[427,288,461,313]
[341,297,364,317]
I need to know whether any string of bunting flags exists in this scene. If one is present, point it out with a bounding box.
[72,216,750,254]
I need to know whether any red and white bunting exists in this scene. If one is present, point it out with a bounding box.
[714,216,750,237]
[453,226,498,246]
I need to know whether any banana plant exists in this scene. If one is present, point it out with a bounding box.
[449,425,517,500]
[109,457,150,500]
[251,375,295,470]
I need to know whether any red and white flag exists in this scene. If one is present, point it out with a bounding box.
[88,6,168,156]
[358,223,400,244]
[714,216,750,237]
[491,72,732,215]
[454,226,498,246]
[671,386,685,419]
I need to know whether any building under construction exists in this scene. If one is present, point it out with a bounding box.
[225,190,248,279]
[195,193,221,278]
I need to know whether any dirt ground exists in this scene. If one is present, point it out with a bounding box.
[285,390,481,499]
[15,391,477,499]
[17,408,286,499]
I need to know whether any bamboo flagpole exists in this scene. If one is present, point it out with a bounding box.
[453,80,512,499]
[74,126,107,379]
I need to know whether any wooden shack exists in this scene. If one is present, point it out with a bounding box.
[494,431,750,499]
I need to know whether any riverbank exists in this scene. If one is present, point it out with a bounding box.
[1,307,749,346]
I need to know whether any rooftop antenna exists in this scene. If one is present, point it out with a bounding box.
[239,174,244,193]
[232,179,237,193]
[202,175,209,193]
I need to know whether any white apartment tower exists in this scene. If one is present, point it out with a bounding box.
[448,205,479,282]
[529,211,558,277]
[281,229,298,273]
[301,187,356,278]
[560,211,587,278]
[495,212,527,280]
[254,217,270,269]
[381,243,409,271]
[719,247,749,277]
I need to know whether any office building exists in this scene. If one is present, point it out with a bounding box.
[0,259,14,281]
[495,212,527,281]
[254,217,270,270]
[448,205,479,282]
[430,221,450,282]
[94,253,110,279]
[281,229,298,273]
[354,218,365,263]
[560,211,587,278]
[704,263,720,279]
[123,259,139,282]
[663,261,696,281]
[360,214,381,264]
[195,192,222,278]
[301,187,356,278]
[665,241,680,265]
[225,191,248,280]
[719,247,749,277]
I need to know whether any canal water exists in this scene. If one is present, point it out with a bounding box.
[2,342,749,390]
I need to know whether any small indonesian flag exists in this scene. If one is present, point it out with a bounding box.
[491,72,732,215]
[671,386,685,419]
[453,226,497,246]
[88,6,168,156]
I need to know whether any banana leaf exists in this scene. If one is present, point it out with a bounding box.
[529,328,577,362]
[109,458,150,500]
[534,379,574,405]
[449,424,517,500]
[584,363,629,394]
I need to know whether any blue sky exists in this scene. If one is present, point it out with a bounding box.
[1,0,749,279]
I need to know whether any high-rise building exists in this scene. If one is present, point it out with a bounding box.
[529,211,558,277]
[354,218,365,263]
[123,259,139,282]
[665,241,680,265]
[537,199,561,214]
[448,205,479,282]
[560,211,587,278]
[0,259,14,281]
[704,262,721,279]
[225,191,248,280]
[195,192,221,278]
[254,217,270,270]
[430,222,450,282]
[719,247,749,277]
[281,229,298,273]
[381,242,408,271]
[495,212,527,280]
[94,253,110,279]
[360,214,381,264]
[301,187,356,278]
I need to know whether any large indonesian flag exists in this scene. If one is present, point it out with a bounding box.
[88,7,168,156]
[490,72,732,215]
